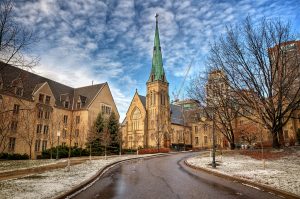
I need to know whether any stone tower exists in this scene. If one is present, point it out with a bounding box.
[146,14,170,148]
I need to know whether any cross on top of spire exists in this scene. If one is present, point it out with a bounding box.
[155,13,159,22]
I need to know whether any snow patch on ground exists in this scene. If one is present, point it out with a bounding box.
[0,159,66,173]
[187,153,300,196]
[0,155,151,199]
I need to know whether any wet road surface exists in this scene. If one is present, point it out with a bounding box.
[72,152,282,199]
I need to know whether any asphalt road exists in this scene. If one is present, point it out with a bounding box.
[72,152,282,199]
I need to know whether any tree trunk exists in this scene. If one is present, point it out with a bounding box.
[272,132,280,149]
[29,145,32,159]
[50,147,53,159]
[230,142,235,150]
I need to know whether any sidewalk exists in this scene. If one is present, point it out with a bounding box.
[0,155,130,181]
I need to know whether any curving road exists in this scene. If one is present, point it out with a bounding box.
[71,152,282,199]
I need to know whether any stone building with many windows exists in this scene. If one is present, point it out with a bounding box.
[0,63,119,158]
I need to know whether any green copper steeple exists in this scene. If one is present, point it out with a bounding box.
[148,13,167,82]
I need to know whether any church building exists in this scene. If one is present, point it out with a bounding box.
[121,15,192,150]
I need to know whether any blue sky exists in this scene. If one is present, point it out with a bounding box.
[13,0,300,121]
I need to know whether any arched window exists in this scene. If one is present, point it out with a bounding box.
[132,107,141,130]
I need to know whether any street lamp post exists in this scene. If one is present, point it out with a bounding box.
[56,131,60,160]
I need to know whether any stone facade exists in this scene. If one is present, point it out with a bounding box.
[0,63,119,158]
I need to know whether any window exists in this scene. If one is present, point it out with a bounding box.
[62,129,67,138]
[74,142,78,147]
[8,137,16,151]
[42,140,47,151]
[101,104,111,115]
[204,136,208,144]
[195,137,199,145]
[63,115,68,124]
[204,125,208,132]
[75,129,79,137]
[15,87,23,96]
[39,94,44,103]
[36,124,42,134]
[45,111,50,119]
[76,116,80,124]
[64,101,69,108]
[13,104,20,114]
[38,110,43,118]
[10,121,18,132]
[43,125,49,134]
[35,140,41,151]
[77,102,81,109]
[45,96,51,104]
[194,126,198,133]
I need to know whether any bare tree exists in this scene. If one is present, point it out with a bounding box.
[238,120,259,146]
[0,0,38,70]
[19,106,37,159]
[188,70,239,149]
[207,17,300,148]
[100,125,111,159]
[0,98,12,152]
[151,114,165,150]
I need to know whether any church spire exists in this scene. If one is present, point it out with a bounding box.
[148,13,166,82]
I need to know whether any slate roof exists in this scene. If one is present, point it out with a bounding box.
[137,95,184,126]
[0,62,105,109]
[138,95,146,108]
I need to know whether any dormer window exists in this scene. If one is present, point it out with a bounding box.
[15,87,23,96]
[151,74,154,82]
[39,94,44,103]
[77,102,81,109]
[45,96,51,104]
[64,101,69,109]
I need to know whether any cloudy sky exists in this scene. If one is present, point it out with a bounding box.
[13,0,300,121]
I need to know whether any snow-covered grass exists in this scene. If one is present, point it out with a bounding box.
[0,155,152,199]
[0,159,66,173]
[187,150,300,196]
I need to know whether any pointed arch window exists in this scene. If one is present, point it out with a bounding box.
[132,107,141,131]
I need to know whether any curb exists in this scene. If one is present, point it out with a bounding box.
[55,153,170,199]
[184,160,300,199]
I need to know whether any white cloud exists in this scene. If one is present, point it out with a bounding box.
[11,0,300,121]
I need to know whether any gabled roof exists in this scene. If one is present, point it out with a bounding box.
[170,104,184,125]
[0,62,105,110]
[138,95,146,107]
[74,83,105,108]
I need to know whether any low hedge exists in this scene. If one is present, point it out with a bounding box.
[138,148,170,154]
[0,153,29,160]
